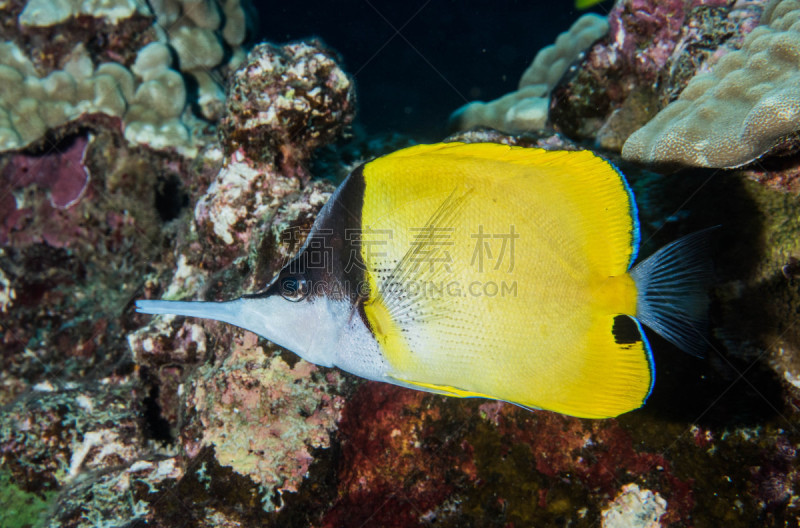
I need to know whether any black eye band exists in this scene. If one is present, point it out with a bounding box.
[279,276,309,302]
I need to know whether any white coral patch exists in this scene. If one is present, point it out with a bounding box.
[601,483,667,528]
[195,156,262,245]
[20,0,142,27]
[164,253,207,298]
[784,369,800,390]
[0,266,15,313]
[67,429,139,482]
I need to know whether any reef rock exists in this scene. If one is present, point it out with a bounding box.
[126,36,355,522]
[0,0,252,156]
[220,39,356,164]
[622,0,800,168]
[601,483,667,528]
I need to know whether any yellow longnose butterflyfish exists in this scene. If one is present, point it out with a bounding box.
[137,142,711,419]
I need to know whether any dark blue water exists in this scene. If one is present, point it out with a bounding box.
[257,0,614,140]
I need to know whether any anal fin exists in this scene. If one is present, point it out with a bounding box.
[549,314,654,418]
[388,376,495,400]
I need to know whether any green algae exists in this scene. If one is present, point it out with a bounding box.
[459,417,590,527]
[621,410,800,527]
[0,467,56,528]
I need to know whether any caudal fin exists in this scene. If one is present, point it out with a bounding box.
[630,228,717,357]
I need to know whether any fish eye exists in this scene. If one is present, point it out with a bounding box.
[279,275,309,302]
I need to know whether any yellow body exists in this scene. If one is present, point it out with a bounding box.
[360,143,650,418]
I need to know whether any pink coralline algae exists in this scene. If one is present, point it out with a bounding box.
[0,135,90,245]
[7,136,90,208]
[473,406,694,525]
[315,386,700,527]
[608,0,732,82]
[549,0,765,149]
[322,383,478,528]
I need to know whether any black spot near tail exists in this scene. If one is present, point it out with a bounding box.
[612,315,641,345]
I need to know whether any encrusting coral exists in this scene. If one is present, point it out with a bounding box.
[622,0,800,168]
[449,13,608,134]
[0,0,251,155]
[184,332,345,512]
[5,0,800,525]
[18,0,144,26]
[126,38,355,517]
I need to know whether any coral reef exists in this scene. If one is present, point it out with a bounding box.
[549,0,748,149]
[2,0,354,522]
[0,0,251,155]
[449,13,608,134]
[184,332,345,512]
[463,0,800,176]
[220,40,356,164]
[321,384,478,527]
[125,36,356,522]
[601,483,667,528]
[3,1,800,526]
[0,379,185,527]
[0,126,174,410]
[196,40,353,251]
[622,0,800,168]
